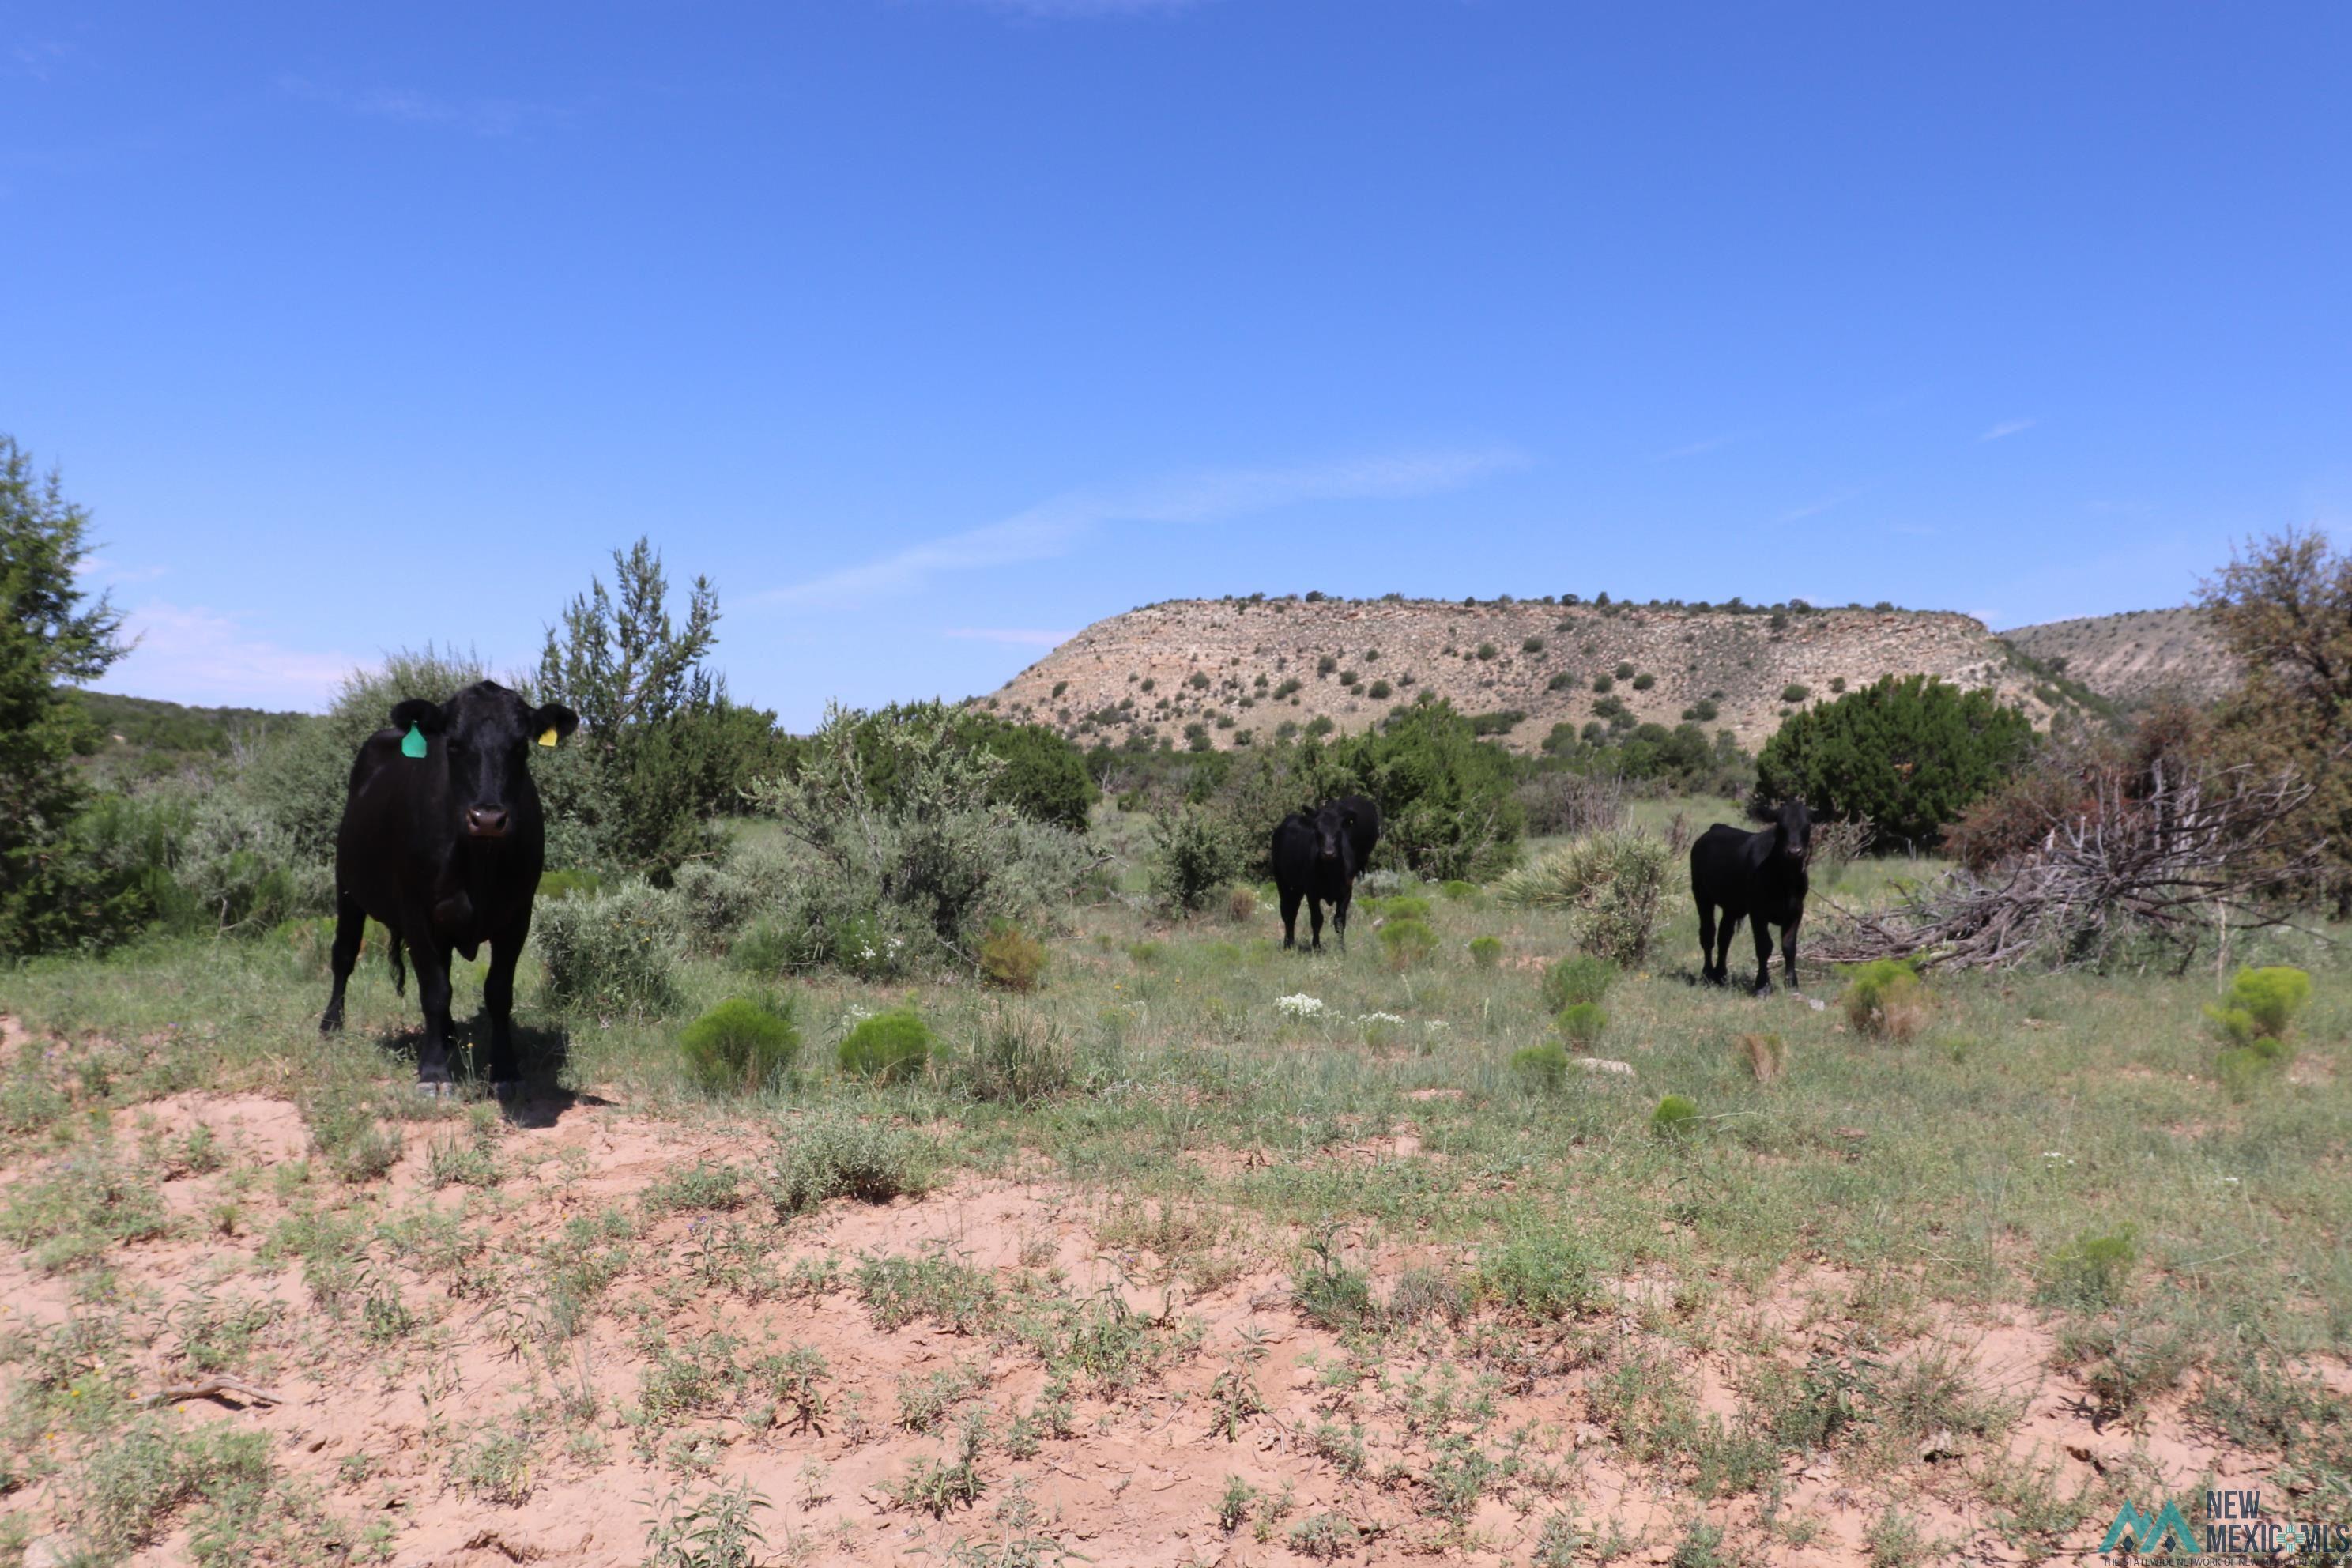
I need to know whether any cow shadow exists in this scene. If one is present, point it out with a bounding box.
[368,1016,605,1129]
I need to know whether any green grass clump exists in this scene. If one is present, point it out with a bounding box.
[1541,953,1616,1011]
[1468,935,1502,968]
[1440,879,1479,902]
[1378,918,1437,967]
[1373,895,1432,922]
[1842,958,1926,1039]
[1476,1232,1598,1319]
[533,881,684,1016]
[763,1110,933,1216]
[678,997,801,1095]
[838,1008,936,1083]
[1511,1042,1570,1090]
[1555,1002,1607,1046]
[1650,1094,1699,1135]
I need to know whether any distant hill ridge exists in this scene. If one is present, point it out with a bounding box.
[984,595,2060,755]
[1996,606,2238,707]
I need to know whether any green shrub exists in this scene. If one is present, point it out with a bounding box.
[1555,1002,1607,1046]
[1540,953,1617,1010]
[1591,673,1615,695]
[678,997,801,1095]
[1511,1042,1570,1090]
[1151,806,1250,912]
[2207,965,2312,1043]
[1468,935,1502,968]
[1374,895,1433,921]
[2040,1228,2136,1310]
[1494,833,1670,966]
[1781,683,1810,703]
[837,1009,936,1083]
[978,919,1046,991]
[1651,1094,1699,1134]
[1476,642,1498,661]
[1366,678,1392,699]
[1613,662,1635,680]
[537,869,604,902]
[1631,673,1655,691]
[533,883,684,1015]
[1378,918,1437,967]
[1440,879,1478,902]
[763,1110,933,1216]
[1755,674,2035,849]
[1547,671,1575,692]
[1841,959,1926,1040]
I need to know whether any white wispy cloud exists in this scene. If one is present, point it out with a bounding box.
[277,75,563,137]
[1978,418,2034,443]
[1779,485,1865,522]
[96,602,354,710]
[942,628,1076,646]
[759,448,1525,607]
[73,557,169,584]
[1652,430,1750,462]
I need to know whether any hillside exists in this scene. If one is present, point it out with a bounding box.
[1998,607,2239,707]
[986,597,2052,754]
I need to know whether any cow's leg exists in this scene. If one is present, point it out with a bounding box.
[320,891,365,1035]
[1781,914,1804,993]
[412,935,458,1092]
[483,911,530,1094]
[1695,897,1718,984]
[1280,888,1302,949]
[1331,884,1351,952]
[1750,917,1776,995]
[1713,911,1743,986]
[1308,895,1325,952]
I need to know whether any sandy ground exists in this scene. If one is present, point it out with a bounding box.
[0,1055,2304,1567]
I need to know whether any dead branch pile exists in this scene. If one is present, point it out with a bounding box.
[1812,760,2320,971]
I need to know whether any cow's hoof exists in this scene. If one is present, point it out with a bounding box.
[416,1080,453,1101]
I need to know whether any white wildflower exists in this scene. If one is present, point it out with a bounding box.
[1275,994,1325,1018]
[1356,1012,1408,1027]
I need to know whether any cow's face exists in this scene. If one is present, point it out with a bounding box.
[1313,805,1353,865]
[1774,800,1818,863]
[390,681,579,841]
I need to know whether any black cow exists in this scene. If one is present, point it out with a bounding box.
[1328,793,1381,871]
[1272,801,1360,952]
[319,680,579,1095]
[1690,799,1822,993]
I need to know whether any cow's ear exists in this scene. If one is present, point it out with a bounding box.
[390,698,447,736]
[531,704,581,748]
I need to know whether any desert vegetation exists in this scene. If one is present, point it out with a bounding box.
[4,447,2349,1565]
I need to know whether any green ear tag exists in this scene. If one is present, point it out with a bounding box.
[401,722,427,759]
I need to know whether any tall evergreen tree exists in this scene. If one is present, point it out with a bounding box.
[1,436,131,953]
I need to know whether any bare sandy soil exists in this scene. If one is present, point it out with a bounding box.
[0,1057,2282,1568]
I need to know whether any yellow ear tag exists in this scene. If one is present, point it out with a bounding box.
[537,727,559,748]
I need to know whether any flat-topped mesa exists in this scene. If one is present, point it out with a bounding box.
[974,597,2058,755]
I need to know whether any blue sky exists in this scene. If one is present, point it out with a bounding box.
[6,2,2348,723]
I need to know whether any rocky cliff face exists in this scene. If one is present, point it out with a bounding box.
[981,597,2051,754]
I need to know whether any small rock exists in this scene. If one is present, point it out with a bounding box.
[1919,1429,1959,1462]
[1576,1057,1634,1076]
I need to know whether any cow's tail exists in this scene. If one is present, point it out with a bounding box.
[386,933,407,997]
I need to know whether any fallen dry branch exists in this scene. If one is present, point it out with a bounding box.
[137,1377,286,1410]
[1811,759,2323,971]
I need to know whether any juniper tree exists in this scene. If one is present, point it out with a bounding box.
[0,436,130,953]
